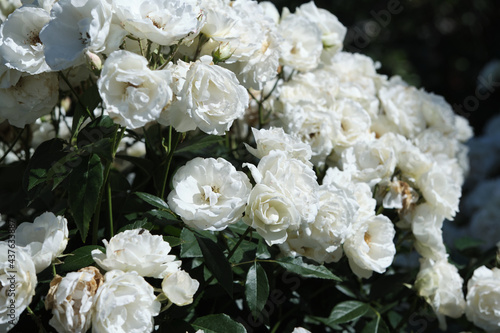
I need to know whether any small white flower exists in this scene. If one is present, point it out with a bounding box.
[415,258,465,330]
[92,228,181,278]
[168,157,251,231]
[0,6,51,74]
[15,212,69,273]
[39,0,118,70]
[296,1,346,53]
[244,183,300,246]
[465,266,500,332]
[292,327,312,333]
[45,267,104,333]
[410,203,447,260]
[112,0,204,46]
[0,243,37,332]
[92,270,160,333]
[161,270,200,306]
[159,56,249,135]
[279,11,322,72]
[245,127,312,166]
[97,50,173,129]
[0,71,58,128]
[343,214,396,279]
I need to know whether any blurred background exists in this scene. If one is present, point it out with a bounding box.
[270,0,500,136]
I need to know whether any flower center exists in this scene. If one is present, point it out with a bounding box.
[201,185,221,206]
[364,232,372,245]
[26,31,42,46]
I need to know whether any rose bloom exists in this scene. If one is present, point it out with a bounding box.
[92,228,181,278]
[161,270,200,306]
[92,270,160,333]
[465,266,500,332]
[39,0,121,70]
[97,50,173,129]
[415,258,465,330]
[0,243,37,332]
[0,6,51,74]
[0,71,58,128]
[159,56,249,135]
[45,267,104,333]
[343,214,396,279]
[168,157,252,231]
[15,212,69,273]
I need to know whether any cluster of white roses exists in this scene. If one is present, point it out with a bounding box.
[0,213,198,332]
[1,0,498,331]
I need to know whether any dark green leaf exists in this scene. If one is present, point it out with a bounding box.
[145,209,180,223]
[192,314,246,333]
[245,262,269,318]
[115,154,155,174]
[329,301,370,324]
[335,285,357,298]
[164,236,182,247]
[362,315,390,333]
[276,257,341,281]
[135,192,170,210]
[196,235,233,297]
[175,135,225,154]
[256,239,271,259]
[117,219,153,233]
[454,236,484,251]
[69,154,104,242]
[180,228,203,258]
[60,245,105,272]
[305,316,342,330]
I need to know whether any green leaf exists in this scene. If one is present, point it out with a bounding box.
[454,236,484,251]
[135,192,170,210]
[180,228,203,258]
[69,154,104,242]
[175,134,225,154]
[60,245,105,272]
[275,257,341,281]
[164,236,182,247]
[145,209,180,223]
[361,315,390,333]
[256,239,271,259]
[72,84,102,134]
[329,301,370,324]
[117,219,153,233]
[192,314,246,333]
[196,235,233,297]
[115,154,154,174]
[245,262,269,318]
[23,138,68,197]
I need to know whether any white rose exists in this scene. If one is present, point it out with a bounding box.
[340,136,396,188]
[245,127,312,166]
[244,183,300,246]
[378,82,426,138]
[343,214,396,279]
[112,0,203,46]
[279,11,322,72]
[160,56,249,135]
[168,157,252,231]
[0,72,58,128]
[161,270,200,306]
[331,98,372,147]
[292,328,311,333]
[247,150,319,223]
[97,50,173,129]
[0,6,51,74]
[39,0,119,70]
[0,243,37,332]
[92,229,181,278]
[15,212,69,273]
[92,270,160,333]
[296,1,346,53]
[415,258,465,330]
[45,267,104,333]
[465,266,500,332]
[0,63,21,88]
[409,203,447,260]
[281,186,357,264]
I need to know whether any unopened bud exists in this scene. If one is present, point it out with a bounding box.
[85,51,102,74]
[212,42,232,64]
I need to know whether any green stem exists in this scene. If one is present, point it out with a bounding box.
[227,226,252,261]
[58,72,95,121]
[107,181,114,238]
[27,306,47,333]
[91,126,124,244]
[160,300,173,313]
[159,127,180,200]
[0,127,24,164]
[52,263,57,278]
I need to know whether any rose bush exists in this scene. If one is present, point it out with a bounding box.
[0,0,495,332]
